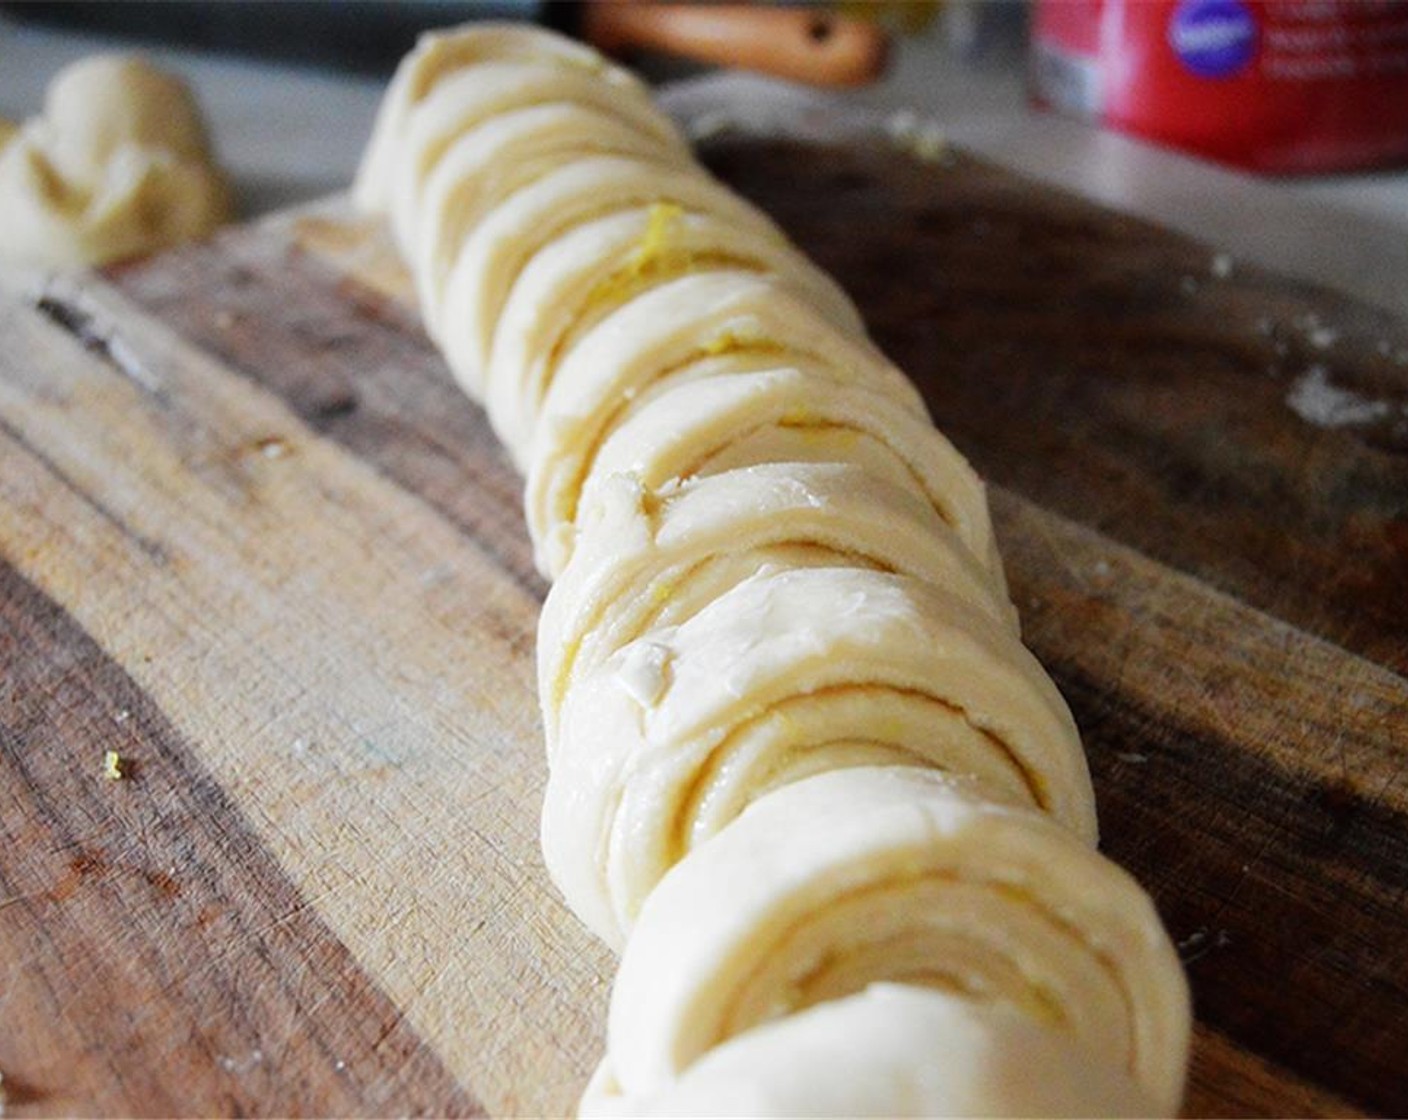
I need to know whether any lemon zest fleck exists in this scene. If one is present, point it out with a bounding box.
[628,202,683,276]
[701,330,745,356]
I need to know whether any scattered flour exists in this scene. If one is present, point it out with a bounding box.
[218,1048,264,1074]
[614,640,674,707]
[1285,365,1391,429]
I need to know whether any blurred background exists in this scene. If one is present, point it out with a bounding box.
[1,0,1404,313]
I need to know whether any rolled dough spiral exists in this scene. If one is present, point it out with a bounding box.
[358,24,1191,1116]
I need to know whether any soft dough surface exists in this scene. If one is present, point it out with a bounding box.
[542,567,1099,946]
[580,984,1160,1119]
[601,768,1189,1115]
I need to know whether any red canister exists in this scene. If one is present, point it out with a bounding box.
[1030,0,1408,173]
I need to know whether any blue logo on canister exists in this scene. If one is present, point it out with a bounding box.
[1169,0,1258,78]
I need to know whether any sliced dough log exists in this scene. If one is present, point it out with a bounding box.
[600,767,1189,1116]
[541,566,1095,948]
[484,209,865,463]
[558,362,1001,588]
[580,984,1159,1119]
[354,22,655,212]
[539,462,1018,749]
[412,103,695,343]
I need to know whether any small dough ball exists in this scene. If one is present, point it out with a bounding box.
[0,54,230,270]
[39,54,212,184]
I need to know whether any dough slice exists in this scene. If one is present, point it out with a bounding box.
[485,209,865,464]
[538,462,1018,748]
[548,362,999,584]
[354,22,645,211]
[542,567,1095,947]
[581,984,1159,1118]
[437,162,795,402]
[412,102,694,342]
[600,766,1190,1116]
[387,63,682,256]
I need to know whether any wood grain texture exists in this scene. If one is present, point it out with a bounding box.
[0,276,610,1116]
[2,128,1403,1117]
[995,489,1406,1117]
[0,560,480,1117]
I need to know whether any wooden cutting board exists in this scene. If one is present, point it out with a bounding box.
[1,131,1405,1118]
